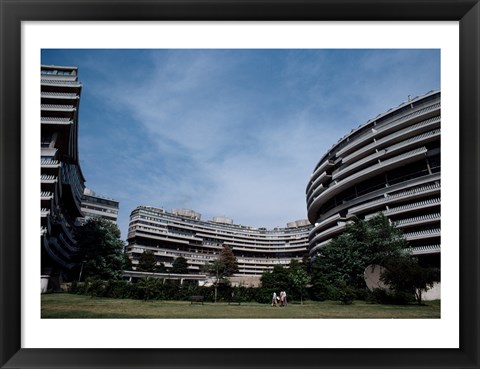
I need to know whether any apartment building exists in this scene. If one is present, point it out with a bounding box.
[79,188,119,224]
[41,65,86,280]
[306,91,441,268]
[125,206,311,276]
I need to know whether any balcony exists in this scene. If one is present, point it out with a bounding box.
[43,236,76,270]
[333,129,439,182]
[311,213,346,234]
[404,228,441,241]
[350,180,440,215]
[41,191,53,200]
[41,174,57,184]
[384,197,441,216]
[342,116,440,164]
[310,147,428,210]
[41,79,82,88]
[309,159,335,185]
[309,221,347,245]
[41,91,79,99]
[41,104,76,111]
[41,159,61,169]
[307,172,332,198]
[395,213,441,227]
[408,244,441,255]
[336,102,440,158]
[41,117,73,125]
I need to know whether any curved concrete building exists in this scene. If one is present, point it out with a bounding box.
[41,65,119,286]
[41,65,86,277]
[125,206,311,276]
[306,91,440,267]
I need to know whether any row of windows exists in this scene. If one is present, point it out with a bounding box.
[41,69,76,76]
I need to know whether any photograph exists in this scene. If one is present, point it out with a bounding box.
[40,48,442,320]
[1,0,479,368]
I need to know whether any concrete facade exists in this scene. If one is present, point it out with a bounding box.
[125,206,312,276]
[306,91,441,272]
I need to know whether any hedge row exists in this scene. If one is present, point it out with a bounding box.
[68,278,414,305]
[69,278,275,303]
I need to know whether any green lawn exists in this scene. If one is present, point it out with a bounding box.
[41,293,440,319]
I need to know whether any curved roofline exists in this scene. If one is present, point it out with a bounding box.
[311,89,440,172]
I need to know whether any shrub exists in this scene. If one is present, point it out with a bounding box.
[334,280,356,305]
[85,278,106,297]
[366,288,415,305]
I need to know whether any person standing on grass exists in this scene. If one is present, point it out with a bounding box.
[281,291,288,306]
[272,291,278,306]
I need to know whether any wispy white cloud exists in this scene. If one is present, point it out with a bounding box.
[42,49,440,237]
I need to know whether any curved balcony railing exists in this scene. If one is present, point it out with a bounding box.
[41,191,53,200]
[350,181,440,215]
[341,116,440,165]
[404,228,441,240]
[41,174,57,183]
[41,117,73,125]
[308,147,428,209]
[384,197,441,216]
[309,221,347,245]
[309,159,335,185]
[41,91,79,99]
[336,102,440,158]
[41,79,82,87]
[395,213,441,227]
[41,159,61,168]
[43,237,76,269]
[41,104,76,110]
[333,129,440,182]
[408,244,441,255]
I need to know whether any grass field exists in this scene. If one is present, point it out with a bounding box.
[41,293,440,319]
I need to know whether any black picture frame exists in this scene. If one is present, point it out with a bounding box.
[1,0,479,368]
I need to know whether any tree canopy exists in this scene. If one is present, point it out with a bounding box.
[137,249,158,272]
[171,256,189,274]
[260,259,310,303]
[218,245,239,276]
[381,255,440,304]
[205,245,239,302]
[310,214,408,297]
[309,213,439,304]
[75,218,126,280]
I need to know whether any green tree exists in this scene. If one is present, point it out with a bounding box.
[260,265,290,292]
[310,214,408,296]
[122,253,133,271]
[136,276,158,301]
[75,218,125,281]
[218,245,239,276]
[381,255,440,305]
[288,262,310,304]
[156,262,167,273]
[137,250,158,272]
[205,246,239,302]
[171,256,189,274]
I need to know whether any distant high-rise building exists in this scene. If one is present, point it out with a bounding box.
[125,206,312,278]
[79,188,119,224]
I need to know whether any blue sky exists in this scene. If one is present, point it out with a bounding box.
[41,49,440,240]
